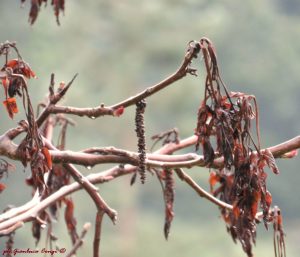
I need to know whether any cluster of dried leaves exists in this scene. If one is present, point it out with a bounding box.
[29,115,79,248]
[0,42,35,119]
[0,43,79,251]
[193,38,286,257]
[0,42,52,196]
[21,0,65,25]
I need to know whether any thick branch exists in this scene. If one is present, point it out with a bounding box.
[46,105,113,118]
[268,136,300,158]
[0,131,299,171]
[49,135,300,168]
[0,135,299,233]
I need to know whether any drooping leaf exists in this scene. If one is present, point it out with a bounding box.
[203,138,215,165]
[29,0,40,25]
[263,149,279,174]
[265,190,272,207]
[209,171,220,191]
[3,97,18,119]
[32,219,41,245]
[42,147,52,170]
[0,183,6,193]
[64,198,79,244]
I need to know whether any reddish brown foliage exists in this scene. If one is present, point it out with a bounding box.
[1,58,36,118]
[3,98,18,119]
[22,0,65,25]
[64,198,79,244]
[193,38,284,256]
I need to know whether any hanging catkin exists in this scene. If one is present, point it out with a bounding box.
[135,99,147,183]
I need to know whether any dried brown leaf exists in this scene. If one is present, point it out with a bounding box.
[263,149,279,174]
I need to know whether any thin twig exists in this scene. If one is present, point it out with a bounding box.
[36,42,198,121]
[3,74,78,141]
[65,222,91,257]
[93,212,104,257]
[174,168,233,210]
[37,73,78,127]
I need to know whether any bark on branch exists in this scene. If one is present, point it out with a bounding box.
[0,134,298,233]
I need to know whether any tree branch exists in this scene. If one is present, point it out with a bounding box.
[44,139,117,257]
[93,211,104,257]
[174,168,232,210]
[65,222,91,257]
[1,134,298,171]
[34,42,199,120]
[0,135,298,234]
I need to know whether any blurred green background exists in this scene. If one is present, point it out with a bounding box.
[0,0,299,256]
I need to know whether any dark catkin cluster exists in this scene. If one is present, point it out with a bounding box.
[164,169,175,240]
[135,99,147,184]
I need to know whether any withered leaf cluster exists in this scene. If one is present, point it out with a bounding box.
[1,42,78,248]
[30,115,79,246]
[194,38,285,257]
[0,43,51,194]
[21,0,65,25]
[0,42,36,119]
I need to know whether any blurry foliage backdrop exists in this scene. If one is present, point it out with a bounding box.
[0,0,299,256]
